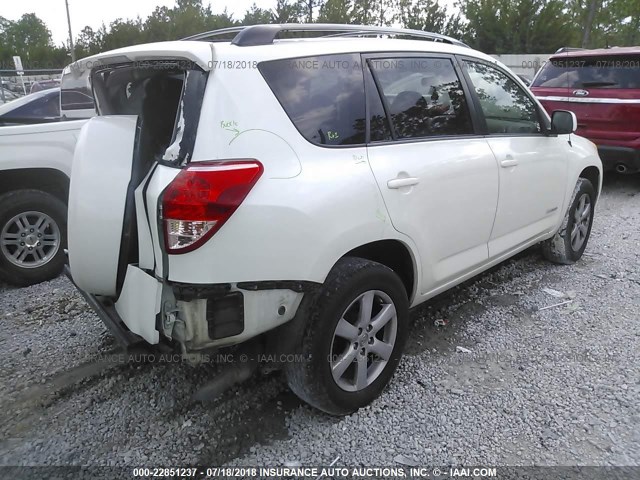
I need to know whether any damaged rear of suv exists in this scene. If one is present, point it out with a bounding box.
[68,43,306,352]
[68,25,602,415]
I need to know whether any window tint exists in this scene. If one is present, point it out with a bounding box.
[1,91,60,120]
[364,67,392,142]
[61,90,94,111]
[61,67,95,113]
[531,55,640,89]
[464,61,541,134]
[260,54,366,145]
[368,57,472,139]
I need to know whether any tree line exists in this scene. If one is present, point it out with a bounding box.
[1,0,638,70]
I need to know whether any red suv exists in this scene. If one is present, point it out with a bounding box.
[531,47,640,174]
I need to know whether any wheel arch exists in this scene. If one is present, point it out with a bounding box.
[343,239,417,303]
[0,168,70,204]
[579,166,600,201]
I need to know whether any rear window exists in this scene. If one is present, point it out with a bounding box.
[259,54,366,146]
[91,62,206,165]
[532,55,640,89]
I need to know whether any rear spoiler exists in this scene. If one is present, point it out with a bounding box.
[65,41,214,75]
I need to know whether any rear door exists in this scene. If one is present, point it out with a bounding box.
[462,59,568,258]
[365,54,499,293]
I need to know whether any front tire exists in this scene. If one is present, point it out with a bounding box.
[285,257,409,415]
[542,178,595,265]
[0,189,67,287]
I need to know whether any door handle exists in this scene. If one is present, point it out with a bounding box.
[500,158,519,168]
[387,177,419,189]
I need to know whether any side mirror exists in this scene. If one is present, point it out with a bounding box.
[551,110,577,135]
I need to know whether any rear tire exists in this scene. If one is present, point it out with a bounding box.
[0,189,67,287]
[285,257,409,415]
[542,178,595,265]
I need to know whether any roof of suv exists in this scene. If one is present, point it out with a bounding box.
[550,46,640,59]
[68,24,498,74]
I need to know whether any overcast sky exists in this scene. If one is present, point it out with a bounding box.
[3,0,458,46]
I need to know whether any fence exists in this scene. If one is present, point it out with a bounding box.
[490,54,552,79]
[0,69,63,103]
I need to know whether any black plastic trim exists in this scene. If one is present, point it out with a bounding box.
[598,145,640,170]
[207,291,244,340]
[64,265,143,348]
[172,283,232,301]
[171,280,320,301]
[227,24,468,48]
[115,118,144,297]
[236,280,320,292]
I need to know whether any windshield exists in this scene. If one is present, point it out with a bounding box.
[532,55,640,89]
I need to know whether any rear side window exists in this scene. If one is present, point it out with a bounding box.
[532,55,640,89]
[368,57,473,139]
[259,54,366,146]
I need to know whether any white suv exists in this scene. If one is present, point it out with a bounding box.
[67,24,602,415]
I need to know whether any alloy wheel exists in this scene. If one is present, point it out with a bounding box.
[330,290,398,392]
[570,193,591,251]
[0,211,61,269]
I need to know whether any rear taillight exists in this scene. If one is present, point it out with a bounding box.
[161,160,263,254]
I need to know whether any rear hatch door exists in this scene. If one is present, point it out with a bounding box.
[67,44,210,297]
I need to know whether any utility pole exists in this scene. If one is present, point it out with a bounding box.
[581,0,600,48]
[65,0,76,62]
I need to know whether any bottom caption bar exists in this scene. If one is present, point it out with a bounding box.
[1,466,638,480]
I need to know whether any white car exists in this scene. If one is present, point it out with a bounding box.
[67,24,602,415]
[0,80,93,286]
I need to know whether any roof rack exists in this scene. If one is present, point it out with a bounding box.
[182,26,247,42]
[183,23,469,48]
[554,47,585,54]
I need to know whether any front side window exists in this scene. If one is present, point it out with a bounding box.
[259,54,366,146]
[368,57,473,139]
[464,61,541,135]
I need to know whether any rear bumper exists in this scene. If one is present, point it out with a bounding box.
[67,263,314,352]
[598,146,640,173]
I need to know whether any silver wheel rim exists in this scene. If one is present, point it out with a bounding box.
[0,211,61,269]
[330,290,398,392]
[570,193,591,251]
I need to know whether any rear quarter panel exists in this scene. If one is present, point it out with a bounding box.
[164,65,420,294]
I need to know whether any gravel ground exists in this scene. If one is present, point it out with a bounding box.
[0,173,638,469]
